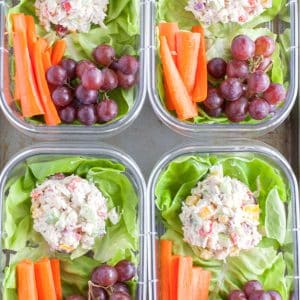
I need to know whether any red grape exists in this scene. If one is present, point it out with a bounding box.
[96,99,118,123]
[207,58,227,79]
[228,290,247,300]
[52,86,73,107]
[81,68,103,90]
[75,85,98,105]
[244,281,263,297]
[268,291,282,300]
[269,104,277,113]
[231,35,255,61]
[93,45,116,66]
[110,60,119,71]
[115,260,136,282]
[90,286,108,300]
[65,296,86,300]
[226,60,249,79]
[248,98,270,120]
[203,106,223,117]
[101,68,119,91]
[77,105,97,125]
[255,36,276,57]
[116,55,139,75]
[117,71,136,89]
[112,283,130,295]
[110,292,131,300]
[249,291,271,300]
[76,60,95,78]
[263,83,286,105]
[225,96,248,122]
[248,71,270,94]
[59,106,76,123]
[91,265,118,287]
[46,66,67,86]
[203,88,224,109]
[256,57,272,72]
[60,58,77,79]
[220,78,243,101]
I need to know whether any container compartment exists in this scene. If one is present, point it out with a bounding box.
[148,1,299,138]
[0,1,147,139]
[148,141,300,299]
[0,143,147,300]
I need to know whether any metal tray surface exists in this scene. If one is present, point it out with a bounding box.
[147,0,299,138]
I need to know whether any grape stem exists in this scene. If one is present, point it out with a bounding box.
[249,55,273,73]
[88,280,113,299]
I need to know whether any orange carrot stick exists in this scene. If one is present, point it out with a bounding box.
[32,39,61,125]
[160,240,173,300]
[192,25,208,102]
[17,260,38,300]
[177,256,193,300]
[39,38,49,52]
[12,14,44,117]
[159,22,179,62]
[191,267,203,300]
[43,50,52,72]
[176,31,201,94]
[197,269,211,300]
[14,71,20,100]
[51,40,66,65]
[160,36,198,120]
[24,15,37,56]
[159,22,179,110]
[34,258,57,300]
[163,78,175,110]
[50,259,63,300]
[47,46,53,58]
[170,256,180,300]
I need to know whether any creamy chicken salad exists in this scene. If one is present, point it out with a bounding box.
[180,165,261,260]
[31,174,119,253]
[35,0,109,32]
[185,0,272,25]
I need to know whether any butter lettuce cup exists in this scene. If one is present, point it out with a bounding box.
[148,140,300,300]
[0,143,147,300]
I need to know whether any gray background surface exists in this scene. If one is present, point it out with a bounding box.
[1,99,297,179]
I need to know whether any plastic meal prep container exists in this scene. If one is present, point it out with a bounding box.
[0,143,147,300]
[147,140,300,299]
[147,1,299,138]
[0,1,147,139]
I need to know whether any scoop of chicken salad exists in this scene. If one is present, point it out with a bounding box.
[31,174,119,253]
[185,0,272,25]
[35,0,109,32]
[180,165,261,260]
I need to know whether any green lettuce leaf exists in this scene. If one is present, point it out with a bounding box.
[8,0,139,125]
[2,156,139,299]
[265,188,286,244]
[155,154,293,299]
[259,253,289,299]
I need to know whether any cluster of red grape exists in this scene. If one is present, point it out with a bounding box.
[46,45,139,125]
[228,280,281,300]
[66,260,136,300]
[204,34,286,122]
